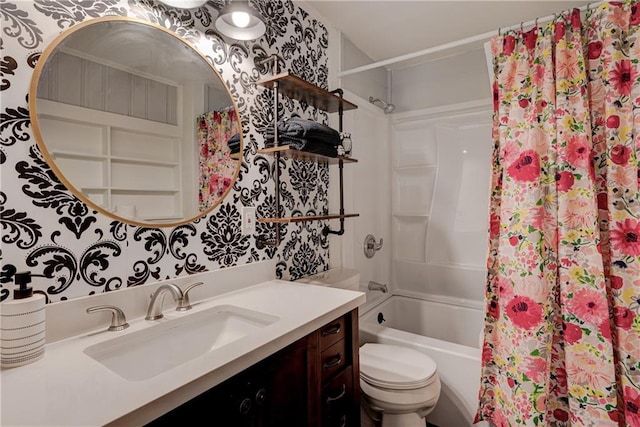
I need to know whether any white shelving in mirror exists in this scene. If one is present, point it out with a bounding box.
[38,100,184,222]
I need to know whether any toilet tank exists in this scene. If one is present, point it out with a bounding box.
[296,268,361,290]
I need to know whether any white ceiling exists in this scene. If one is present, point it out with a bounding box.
[303,1,592,67]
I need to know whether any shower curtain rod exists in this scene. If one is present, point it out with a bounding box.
[338,1,605,78]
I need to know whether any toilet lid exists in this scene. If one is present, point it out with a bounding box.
[360,343,438,390]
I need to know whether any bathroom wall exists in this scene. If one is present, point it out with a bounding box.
[391,48,490,112]
[336,92,392,289]
[340,36,388,105]
[0,0,335,302]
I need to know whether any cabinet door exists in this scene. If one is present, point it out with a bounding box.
[146,337,311,427]
[260,337,311,427]
[145,369,267,426]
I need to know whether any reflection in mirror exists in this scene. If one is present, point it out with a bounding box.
[30,17,242,227]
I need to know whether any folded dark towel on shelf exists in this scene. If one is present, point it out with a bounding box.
[264,114,341,154]
[227,133,241,154]
[294,140,338,157]
[264,136,339,157]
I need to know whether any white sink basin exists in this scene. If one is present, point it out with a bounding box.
[84,305,279,381]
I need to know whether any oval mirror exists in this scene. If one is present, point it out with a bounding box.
[29,17,242,227]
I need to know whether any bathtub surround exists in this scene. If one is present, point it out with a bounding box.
[478,4,640,425]
[0,0,334,303]
[390,103,492,304]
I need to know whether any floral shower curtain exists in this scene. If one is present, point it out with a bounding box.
[197,109,239,211]
[477,3,640,426]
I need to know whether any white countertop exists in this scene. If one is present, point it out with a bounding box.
[0,280,365,426]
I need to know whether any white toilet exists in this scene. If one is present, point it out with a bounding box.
[359,343,441,427]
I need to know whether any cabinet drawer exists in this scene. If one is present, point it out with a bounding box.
[322,366,354,427]
[321,339,347,382]
[320,315,346,350]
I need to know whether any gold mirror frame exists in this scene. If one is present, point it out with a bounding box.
[29,16,242,228]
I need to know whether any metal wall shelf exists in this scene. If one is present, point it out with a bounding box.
[257,146,358,165]
[254,59,359,248]
[258,213,360,224]
[256,72,357,113]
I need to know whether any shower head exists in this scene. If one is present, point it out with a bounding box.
[368,96,396,114]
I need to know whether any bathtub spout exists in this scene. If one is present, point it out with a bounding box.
[368,281,388,293]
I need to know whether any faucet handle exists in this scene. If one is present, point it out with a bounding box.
[86,305,129,332]
[177,282,204,311]
[364,234,383,258]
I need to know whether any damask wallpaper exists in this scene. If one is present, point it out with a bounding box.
[0,0,333,303]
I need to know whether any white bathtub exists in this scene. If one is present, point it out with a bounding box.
[359,294,488,427]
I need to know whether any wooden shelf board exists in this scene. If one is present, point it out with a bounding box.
[258,146,357,164]
[257,72,358,113]
[109,188,179,194]
[258,213,359,224]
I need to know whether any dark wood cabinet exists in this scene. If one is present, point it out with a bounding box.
[147,309,360,427]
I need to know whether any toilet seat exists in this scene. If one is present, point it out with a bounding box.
[360,343,438,390]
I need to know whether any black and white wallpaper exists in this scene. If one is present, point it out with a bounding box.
[0,0,333,302]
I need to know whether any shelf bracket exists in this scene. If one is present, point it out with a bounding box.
[256,152,282,249]
[256,56,283,249]
[323,159,345,236]
[329,88,344,132]
[323,89,346,236]
[255,54,280,76]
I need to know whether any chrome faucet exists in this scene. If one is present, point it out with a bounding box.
[368,281,388,293]
[145,282,204,320]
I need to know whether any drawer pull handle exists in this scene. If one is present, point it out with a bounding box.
[326,384,347,404]
[322,323,341,336]
[340,414,347,427]
[322,353,342,369]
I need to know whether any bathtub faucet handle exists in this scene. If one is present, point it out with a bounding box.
[364,234,383,258]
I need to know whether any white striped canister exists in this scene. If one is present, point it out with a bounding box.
[1,294,46,368]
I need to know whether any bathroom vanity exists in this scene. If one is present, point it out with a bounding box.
[0,266,365,426]
[148,310,360,427]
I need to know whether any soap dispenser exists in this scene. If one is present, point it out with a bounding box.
[0,271,46,368]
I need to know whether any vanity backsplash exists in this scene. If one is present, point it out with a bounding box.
[0,0,332,303]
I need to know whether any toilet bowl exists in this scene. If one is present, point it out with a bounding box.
[359,343,441,427]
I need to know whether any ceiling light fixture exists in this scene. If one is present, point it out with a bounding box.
[215,1,266,40]
[157,0,266,41]
[157,0,208,9]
